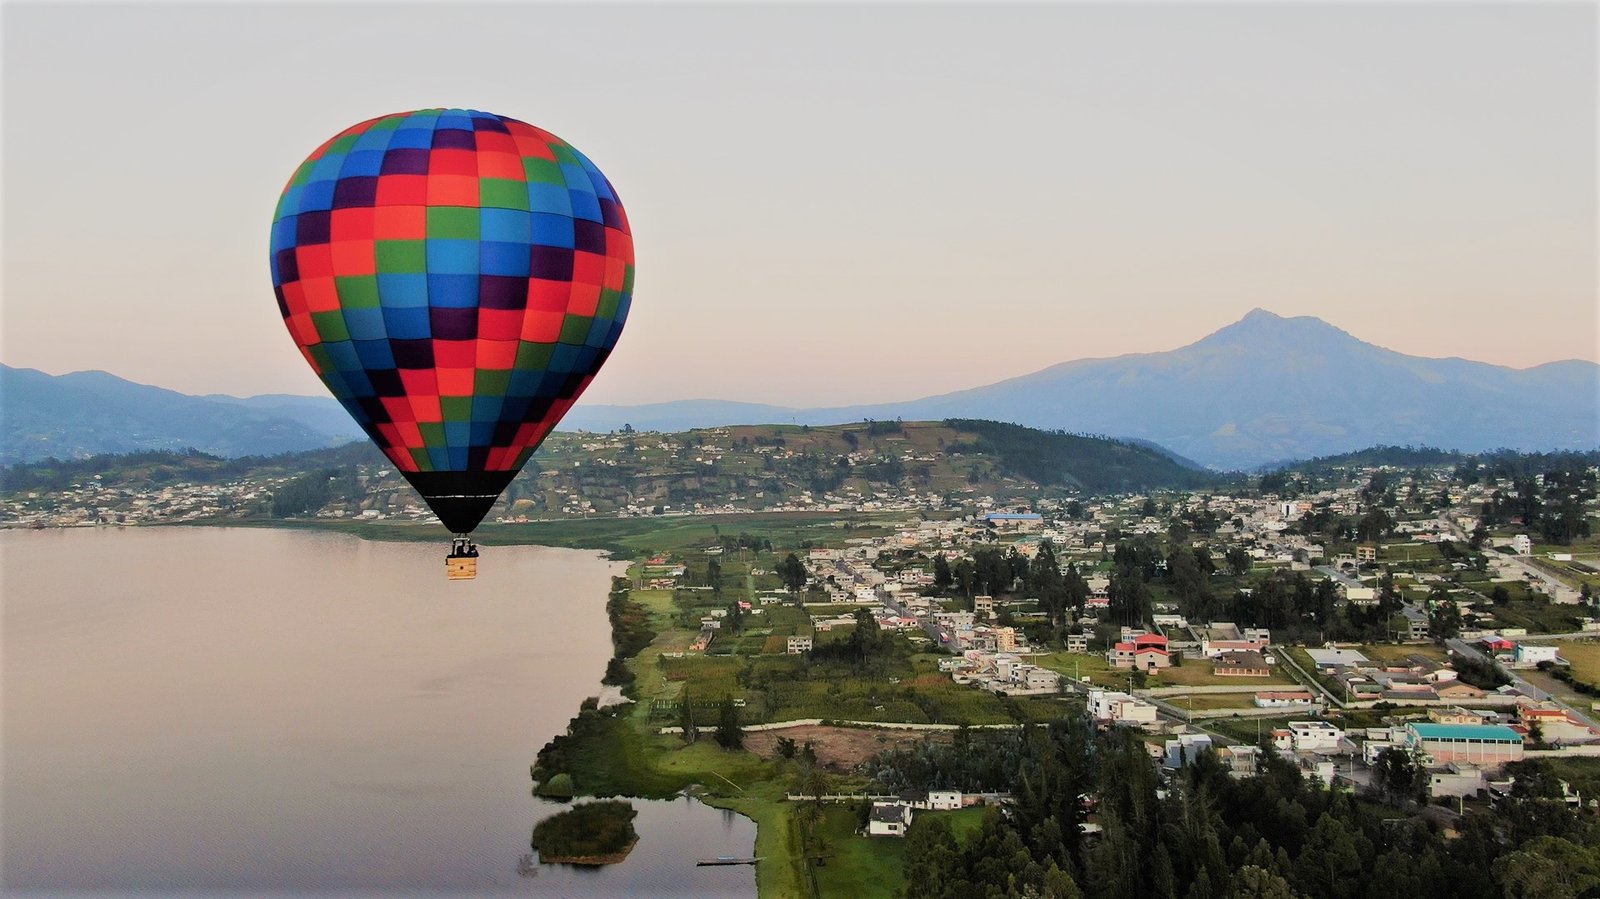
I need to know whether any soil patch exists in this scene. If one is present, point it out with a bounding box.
[742,724,949,773]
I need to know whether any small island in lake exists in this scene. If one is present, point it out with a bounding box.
[530,800,640,866]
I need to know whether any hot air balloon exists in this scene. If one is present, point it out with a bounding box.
[269,109,633,578]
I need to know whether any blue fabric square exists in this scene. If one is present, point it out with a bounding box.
[426,239,479,275]
[480,241,531,276]
[354,338,397,369]
[568,189,602,222]
[386,126,433,148]
[426,273,478,307]
[480,208,532,244]
[530,213,575,249]
[381,305,431,340]
[340,150,385,177]
[526,183,572,215]
[299,179,337,212]
[377,273,429,308]
[343,307,387,341]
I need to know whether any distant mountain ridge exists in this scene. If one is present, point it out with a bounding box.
[560,310,1600,468]
[0,365,365,464]
[4,310,1596,468]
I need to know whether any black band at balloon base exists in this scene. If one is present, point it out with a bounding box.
[399,469,519,535]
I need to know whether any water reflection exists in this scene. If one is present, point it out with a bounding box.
[2,527,755,895]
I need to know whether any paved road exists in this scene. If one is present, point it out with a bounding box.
[1446,638,1600,732]
[1493,555,1583,604]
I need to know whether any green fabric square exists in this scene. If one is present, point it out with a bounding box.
[329,134,358,154]
[522,158,564,185]
[516,342,554,369]
[597,289,621,320]
[312,312,350,342]
[308,344,334,370]
[419,423,445,445]
[559,315,593,345]
[370,117,402,131]
[622,264,635,295]
[335,275,380,308]
[427,207,480,239]
[475,369,511,396]
[549,143,580,165]
[291,161,316,187]
[479,178,529,210]
[441,396,474,420]
[375,240,426,273]
[409,447,432,470]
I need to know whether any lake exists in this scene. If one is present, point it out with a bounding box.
[1,526,756,895]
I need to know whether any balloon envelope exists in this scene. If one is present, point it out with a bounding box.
[269,109,633,534]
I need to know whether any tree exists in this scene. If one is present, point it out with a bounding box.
[1372,746,1427,805]
[933,554,953,592]
[775,736,797,759]
[679,688,698,744]
[715,696,742,749]
[777,553,808,593]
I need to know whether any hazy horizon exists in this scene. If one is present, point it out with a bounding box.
[3,2,1595,407]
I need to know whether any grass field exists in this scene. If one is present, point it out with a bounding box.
[1146,661,1297,688]
[1163,693,1259,711]
[1553,640,1600,685]
[810,805,991,898]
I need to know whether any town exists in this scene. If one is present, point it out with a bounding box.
[8,423,1600,897]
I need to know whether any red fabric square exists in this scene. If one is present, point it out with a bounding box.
[301,277,341,312]
[375,174,429,206]
[476,150,525,180]
[330,241,376,276]
[427,175,480,206]
[330,207,377,240]
[527,278,570,312]
[434,340,477,368]
[478,309,523,342]
[475,132,518,156]
[437,367,475,396]
[396,421,424,447]
[280,281,309,317]
[409,394,442,423]
[295,244,334,279]
[399,368,438,398]
[429,149,479,177]
[607,227,634,263]
[374,205,427,239]
[511,133,556,160]
[568,281,600,317]
[381,396,416,423]
[603,256,627,291]
[476,337,518,368]
[572,251,606,286]
[520,310,564,342]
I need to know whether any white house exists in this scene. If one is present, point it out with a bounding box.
[1288,721,1344,753]
[1088,690,1158,726]
[786,636,813,654]
[868,802,914,837]
[1512,534,1533,555]
[1512,644,1560,668]
[1164,733,1213,768]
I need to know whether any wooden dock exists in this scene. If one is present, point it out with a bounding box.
[696,856,762,866]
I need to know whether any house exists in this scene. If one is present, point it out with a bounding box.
[1088,690,1158,726]
[1434,681,1486,701]
[1215,650,1273,677]
[1109,633,1171,670]
[1356,545,1378,563]
[1512,534,1532,555]
[1512,644,1560,669]
[1066,633,1089,654]
[900,789,963,811]
[1218,745,1261,778]
[1288,721,1344,753]
[1164,733,1213,768]
[1519,706,1600,744]
[974,595,994,617]
[786,636,813,654]
[1255,690,1317,709]
[868,802,914,837]
[1306,647,1369,669]
[1405,722,1524,767]
[1429,763,1487,798]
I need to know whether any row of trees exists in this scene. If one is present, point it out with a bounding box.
[886,722,1600,899]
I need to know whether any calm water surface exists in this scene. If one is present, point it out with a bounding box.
[2,527,755,895]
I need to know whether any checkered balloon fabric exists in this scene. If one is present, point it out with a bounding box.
[269,109,633,480]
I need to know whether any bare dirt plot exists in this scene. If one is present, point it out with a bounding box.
[742,725,949,773]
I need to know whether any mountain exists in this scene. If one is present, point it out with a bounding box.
[0,366,364,464]
[563,310,1600,468]
[7,310,1596,469]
